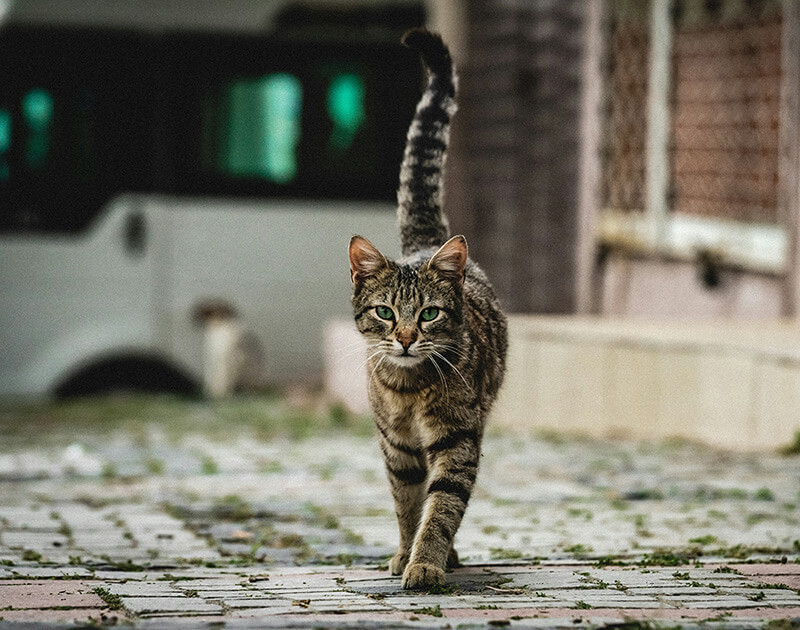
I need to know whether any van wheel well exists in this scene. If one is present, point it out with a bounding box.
[54,354,201,399]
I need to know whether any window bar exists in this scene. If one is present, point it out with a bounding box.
[645,0,673,249]
[576,0,606,313]
[781,0,800,315]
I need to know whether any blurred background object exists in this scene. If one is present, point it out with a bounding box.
[1,0,799,450]
[0,0,424,397]
[192,298,268,397]
[585,0,790,319]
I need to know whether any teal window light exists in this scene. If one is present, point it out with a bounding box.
[327,72,365,154]
[22,88,54,169]
[221,73,302,183]
[0,108,10,180]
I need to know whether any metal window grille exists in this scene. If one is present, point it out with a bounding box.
[602,0,650,214]
[602,0,783,225]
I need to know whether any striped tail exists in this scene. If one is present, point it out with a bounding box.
[397,28,457,256]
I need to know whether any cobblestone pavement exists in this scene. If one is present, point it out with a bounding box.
[1,407,799,628]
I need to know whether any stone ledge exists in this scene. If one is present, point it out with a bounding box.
[494,315,800,451]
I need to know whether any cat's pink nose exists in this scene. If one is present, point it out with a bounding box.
[396,329,418,350]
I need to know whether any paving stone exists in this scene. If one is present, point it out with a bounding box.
[101,581,178,596]
[1,423,800,626]
[0,530,70,550]
[227,605,318,617]
[121,596,224,615]
[222,597,303,609]
[0,608,109,623]
[2,566,90,578]
[0,579,104,608]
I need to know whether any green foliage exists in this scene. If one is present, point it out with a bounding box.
[92,586,124,610]
[712,565,741,574]
[0,392,375,449]
[754,487,775,501]
[688,534,718,545]
[427,582,455,595]
[638,547,701,566]
[779,431,800,455]
[563,543,593,557]
[210,495,254,521]
[764,619,800,630]
[200,455,219,475]
[417,604,442,617]
[489,547,523,560]
[145,458,165,474]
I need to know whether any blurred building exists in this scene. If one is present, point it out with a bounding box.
[432,0,800,450]
[5,0,800,412]
[579,0,794,320]
[441,0,797,321]
[440,0,585,314]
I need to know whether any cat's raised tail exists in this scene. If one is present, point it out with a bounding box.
[397,28,457,257]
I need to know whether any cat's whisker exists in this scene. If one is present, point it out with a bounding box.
[435,342,470,362]
[420,339,462,361]
[354,347,386,375]
[337,337,375,351]
[368,354,386,390]
[428,354,448,400]
[339,342,379,361]
[431,349,473,392]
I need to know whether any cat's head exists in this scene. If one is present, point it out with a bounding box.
[348,235,468,367]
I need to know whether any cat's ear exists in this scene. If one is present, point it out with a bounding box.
[428,235,468,286]
[349,235,388,287]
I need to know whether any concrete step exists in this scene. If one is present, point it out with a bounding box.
[495,315,800,451]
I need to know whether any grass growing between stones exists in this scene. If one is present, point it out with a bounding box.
[92,586,124,610]
[0,391,374,447]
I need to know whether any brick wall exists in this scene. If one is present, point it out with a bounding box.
[445,0,585,314]
[670,15,782,224]
[600,0,783,225]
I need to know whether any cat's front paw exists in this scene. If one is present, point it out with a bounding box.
[401,562,445,590]
[389,552,409,576]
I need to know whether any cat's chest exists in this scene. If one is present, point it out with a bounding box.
[374,386,435,433]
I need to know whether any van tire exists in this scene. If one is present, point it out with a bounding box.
[53,354,201,399]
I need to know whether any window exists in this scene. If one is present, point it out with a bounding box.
[327,72,366,155]
[175,38,419,201]
[206,73,303,183]
[0,108,10,180]
[0,26,423,233]
[22,88,53,170]
[599,0,787,273]
[0,28,149,233]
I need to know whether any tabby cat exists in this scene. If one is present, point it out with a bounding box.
[348,28,507,590]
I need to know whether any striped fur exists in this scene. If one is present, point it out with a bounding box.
[348,29,507,590]
[397,28,456,257]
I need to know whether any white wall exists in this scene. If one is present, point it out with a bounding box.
[599,255,785,320]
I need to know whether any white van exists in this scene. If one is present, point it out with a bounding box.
[0,1,423,396]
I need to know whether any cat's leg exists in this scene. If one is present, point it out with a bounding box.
[402,427,480,589]
[376,428,427,576]
[447,545,460,568]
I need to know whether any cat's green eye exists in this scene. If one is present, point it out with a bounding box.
[420,307,439,322]
[375,305,394,320]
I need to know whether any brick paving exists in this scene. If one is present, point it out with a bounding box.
[0,417,799,628]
